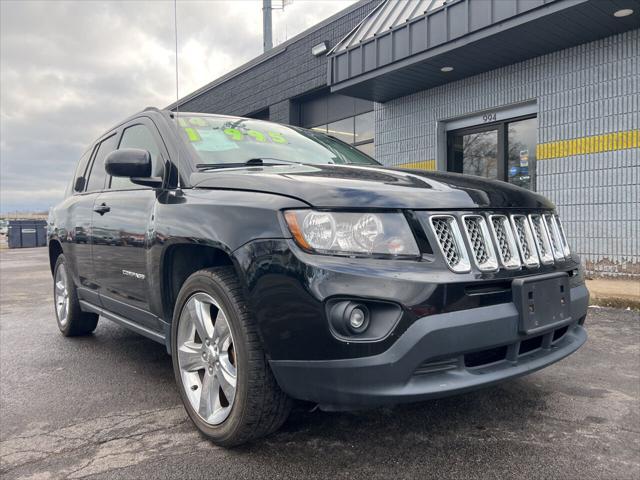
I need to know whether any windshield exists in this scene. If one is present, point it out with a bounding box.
[174,114,379,168]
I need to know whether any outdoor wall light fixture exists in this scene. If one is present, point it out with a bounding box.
[440,66,454,72]
[613,8,633,17]
[312,41,329,56]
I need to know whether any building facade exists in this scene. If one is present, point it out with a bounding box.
[173,0,639,277]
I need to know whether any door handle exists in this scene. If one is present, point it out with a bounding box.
[94,203,110,215]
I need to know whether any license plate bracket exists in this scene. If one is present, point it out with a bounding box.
[512,272,571,335]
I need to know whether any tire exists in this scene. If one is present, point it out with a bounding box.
[53,254,99,336]
[171,267,291,447]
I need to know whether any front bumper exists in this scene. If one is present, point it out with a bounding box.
[270,285,589,408]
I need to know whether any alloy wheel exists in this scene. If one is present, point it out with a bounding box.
[55,264,69,327]
[177,292,237,425]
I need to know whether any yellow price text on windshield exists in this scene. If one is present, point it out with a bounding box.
[247,130,266,142]
[269,132,286,143]
[223,128,287,144]
[184,128,201,142]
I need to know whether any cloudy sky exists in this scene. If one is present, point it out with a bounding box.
[0,0,356,213]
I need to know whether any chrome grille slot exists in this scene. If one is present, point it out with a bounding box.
[510,214,540,268]
[554,214,571,257]
[462,215,498,271]
[544,213,565,260]
[529,214,554,265]
[429,215,470,273]
[489,215,521,269]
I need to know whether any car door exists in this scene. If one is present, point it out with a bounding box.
[91,118,165,331]
[69,133,119,306]
[63,147,96,296]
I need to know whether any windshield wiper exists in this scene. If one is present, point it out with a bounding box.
[196,158,300,170]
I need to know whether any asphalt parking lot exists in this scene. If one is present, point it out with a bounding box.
[1,247,638,479]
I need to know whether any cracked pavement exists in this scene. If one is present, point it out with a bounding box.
[1,248,639,479]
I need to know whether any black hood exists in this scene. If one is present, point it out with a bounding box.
[190,164,554,210]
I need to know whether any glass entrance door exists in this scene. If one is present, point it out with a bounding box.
[506,117,536,190]
[447,115,537,190]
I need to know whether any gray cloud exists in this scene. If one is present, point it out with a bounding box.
[0,0,355,213]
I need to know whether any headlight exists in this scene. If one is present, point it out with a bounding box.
[284,210,419,257]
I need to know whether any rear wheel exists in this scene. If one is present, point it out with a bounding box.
[171,267,291,446]
[53,254,99,336]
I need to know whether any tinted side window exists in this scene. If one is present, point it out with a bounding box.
[86,134,118,192]
[110,124,160,190]
[68,149,92,195]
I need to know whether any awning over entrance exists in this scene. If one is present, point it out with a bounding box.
[327,0,640,102]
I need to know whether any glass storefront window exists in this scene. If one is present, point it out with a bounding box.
[355,111,374,144]
[507,117,536,190]
[308,114,374,159]
[327,118,354,144]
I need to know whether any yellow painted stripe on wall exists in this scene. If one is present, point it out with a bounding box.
[397,159,437,171]
[537,129,639,160]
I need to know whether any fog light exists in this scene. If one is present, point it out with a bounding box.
[346,304,369,333]
[350,308,366,329]
[327,299,401,341]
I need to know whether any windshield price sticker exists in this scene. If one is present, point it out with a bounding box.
[195,129,238,152]
[183,127,200,142]
[183,125,288,148]
[183,127,239,152]
[222,128,287,144]
[180,116,289,145]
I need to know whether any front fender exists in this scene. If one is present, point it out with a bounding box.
[147,188,306,322]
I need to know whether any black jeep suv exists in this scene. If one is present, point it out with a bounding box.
[48,108,588,446]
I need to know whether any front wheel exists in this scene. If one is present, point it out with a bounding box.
[171,267,291,447]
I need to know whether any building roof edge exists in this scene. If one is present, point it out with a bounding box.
[166,0,376,110]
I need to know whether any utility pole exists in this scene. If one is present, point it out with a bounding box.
[263,0,273,52]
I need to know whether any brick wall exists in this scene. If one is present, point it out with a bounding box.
[375,29,639,277]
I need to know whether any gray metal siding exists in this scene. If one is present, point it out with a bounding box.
[375,29,640,277]
[328,0,640,102]
[331,0,561,54]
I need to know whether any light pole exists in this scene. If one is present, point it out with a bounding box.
[263,0,273,52]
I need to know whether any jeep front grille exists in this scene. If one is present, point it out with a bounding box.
[425,212,570,273]
[489,215,521,269]
[553,214,571,257]
[462,215,498,271]
[429,215,470,272]
[529,214,554,264]
[544,213,565,261]
[511,215,540,268]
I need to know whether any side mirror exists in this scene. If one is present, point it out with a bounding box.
[105,148,152,177]
[104,148,163,188]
